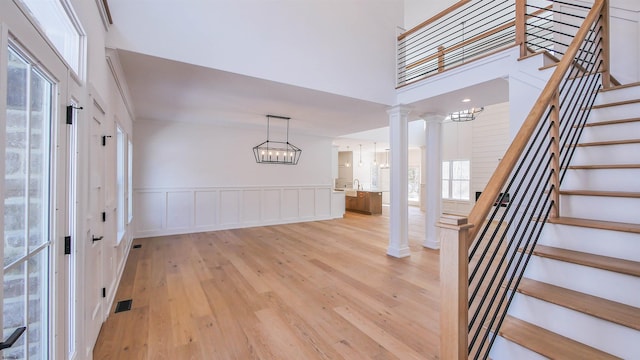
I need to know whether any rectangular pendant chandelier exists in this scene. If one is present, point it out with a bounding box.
[253,115,302,165]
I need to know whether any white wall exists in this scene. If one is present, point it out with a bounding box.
[471,102,510,200]
[403,0,457,30]
[441,102,510,215]
[133,119,337,237]
[134,119,331,188]
[607,1,640,84]
[106,0,402,106]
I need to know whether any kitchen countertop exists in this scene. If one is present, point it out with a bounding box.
[335,188,384,196]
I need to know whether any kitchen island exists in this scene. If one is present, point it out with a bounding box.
[345,190,383,215]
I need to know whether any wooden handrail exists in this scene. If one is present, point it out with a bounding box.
[465,0,606,245]
[406,20,516,70]
[398,0,472,41]
[404,5,553,71]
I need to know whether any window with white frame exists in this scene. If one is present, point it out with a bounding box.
[442,160,470,200]
[127,140,133,223]
[116,126,125,242]
[18,0,84,76]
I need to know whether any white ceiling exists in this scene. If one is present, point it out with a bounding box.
[117,50,509,141]
[116,50,392,138]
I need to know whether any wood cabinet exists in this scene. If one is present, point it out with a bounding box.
[345,191,382,215]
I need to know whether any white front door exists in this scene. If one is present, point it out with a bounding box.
[1,27,68,360]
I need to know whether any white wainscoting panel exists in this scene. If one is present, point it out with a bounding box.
[194,190,217,227]
[262,189,281,221]
[136,191,165,231]
[242,190,262,225]
[219,190,241,225]
[299,188,316,218]
[166,191,193,229]
[282,189,299,220]
[134,185,337,238]
[315,188,331,217]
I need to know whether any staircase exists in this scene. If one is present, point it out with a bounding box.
[491,82,640,359]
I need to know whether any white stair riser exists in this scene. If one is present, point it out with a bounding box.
[578,121,640,143]
[562,168,640,193]
[509,294,639,359]
[588,102,640,123]
[524,256,640,307]
[490,336,547,360]
[594,86,640,105]
[569,143,640,166]
[539,224,640,262]
[560,194,640,224]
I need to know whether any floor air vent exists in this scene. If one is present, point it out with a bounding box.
[115,299,132,313]
[133,244,142,249]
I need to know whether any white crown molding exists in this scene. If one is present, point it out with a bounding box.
[94,0,111,31]
[105,48,136,121]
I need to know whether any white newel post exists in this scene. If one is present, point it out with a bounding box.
[423,114,444,249]
[387,105,412,258]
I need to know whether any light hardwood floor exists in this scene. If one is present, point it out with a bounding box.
[94,206,442,359]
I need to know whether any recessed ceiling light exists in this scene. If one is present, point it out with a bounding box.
[462,98,471,103]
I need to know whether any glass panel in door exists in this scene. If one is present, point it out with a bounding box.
[3,44,53,360]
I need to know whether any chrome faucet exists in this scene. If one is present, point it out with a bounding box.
[353,179,360,190]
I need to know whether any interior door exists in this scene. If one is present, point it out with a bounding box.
[85,99,106,351]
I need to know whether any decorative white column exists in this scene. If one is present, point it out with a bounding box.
[387,105,412,258]
[423,114,445,249]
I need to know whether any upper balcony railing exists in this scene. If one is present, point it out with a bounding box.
[396,0,592,88]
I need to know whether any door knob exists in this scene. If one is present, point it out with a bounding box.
[92,235,104,242]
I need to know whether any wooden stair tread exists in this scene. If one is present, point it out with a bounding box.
[548,217,640,234]
[582,117,640,127]
[599,81,640,92]
[573,139,640,147]
[519,49,558,63]
[517,278,640,330]
[591,98,640,109]
[559,190,640,198]
[567,164,640,170]
[532,245,640,277]
[498,316,621,360]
